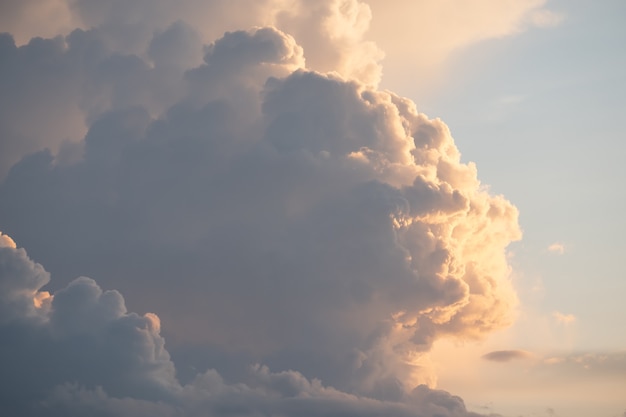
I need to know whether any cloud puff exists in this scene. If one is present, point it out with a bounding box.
[552,311,576,325]
[0,0,378,177]
[0,232,491,416]
[0,22,206,177]
[0,231,50,323]
[481,350,533,363]
[547,243,565,254]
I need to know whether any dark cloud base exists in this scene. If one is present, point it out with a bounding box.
[1,235,491,417]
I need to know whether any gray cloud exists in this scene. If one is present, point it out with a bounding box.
[481,350,533,363]
[0,33,85,178]
[0,233,178,414]
[0,23,520,396]
[0,0,388,177]
[0,57,520,396]
[0,23,205,177]
[0,235,490,416]
[0,1,521,415]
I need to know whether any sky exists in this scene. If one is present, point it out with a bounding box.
[0,1,624,417]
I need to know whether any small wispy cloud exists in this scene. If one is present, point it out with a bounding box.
[482,350,533,363]
[541,351,626,375]
[547,242,565,255]
[553,311,576,325]
[544,357,565,365]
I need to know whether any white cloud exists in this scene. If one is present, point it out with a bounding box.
[552,311,576,325]
[547,242,565,255]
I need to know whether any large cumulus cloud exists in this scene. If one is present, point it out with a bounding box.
[0,1,520,416]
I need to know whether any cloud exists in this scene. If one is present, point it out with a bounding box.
[0,0,388,178]
[481,350,533,363]
[547,243,565,255]
[365,0,563,90]
[0,233,50,324]
[0,1,523,415]
[552,311,576,325]
[0,0,76,45]
[0,0,567,177]
[542,351,626,378]
[0,37,521,397]
[0,233,179,413]
[0,232,492,416]
[274,0,384,85]
[0,230,16,248]
[0,22,207,178]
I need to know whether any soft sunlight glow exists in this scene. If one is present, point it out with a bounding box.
[32,291,52,309]
[0,232,16,248]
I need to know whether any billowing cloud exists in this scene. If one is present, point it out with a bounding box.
[0,23,203,177]
[0,0,381,176]
[0,27,520,394]
[0,0,564,176]
[1,232,491,416]
[0,1,523,415]
[482,350,532,363]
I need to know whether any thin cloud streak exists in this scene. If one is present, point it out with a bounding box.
[481,350,533,363]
